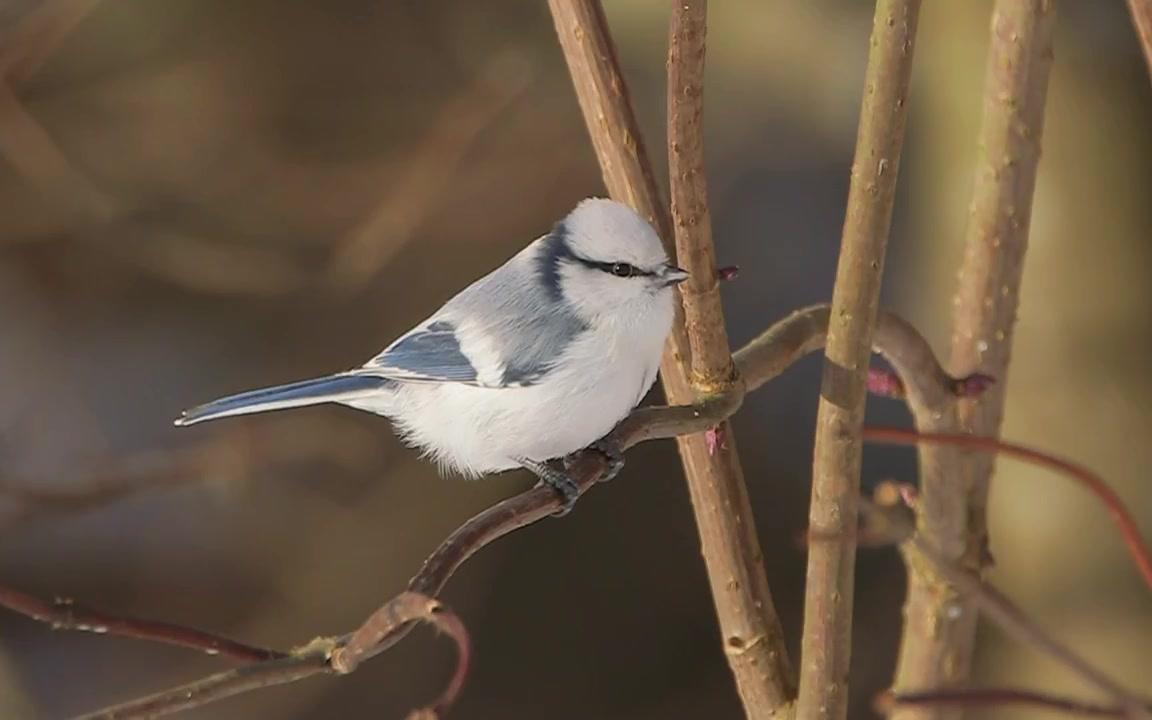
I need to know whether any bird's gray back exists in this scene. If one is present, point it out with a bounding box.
[365,228,588,387]
[438,233,588,386]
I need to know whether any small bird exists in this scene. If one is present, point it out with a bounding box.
[176,198,688,513]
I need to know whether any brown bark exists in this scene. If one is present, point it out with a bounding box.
[891,3,1055,717]
[796,2,921,718]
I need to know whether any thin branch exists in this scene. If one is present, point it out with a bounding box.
[1128,0,1152,83]
[322,49,534,292]
[894,2,1056,713]
[0,585,284,662]
[798,2,921,718]
[0,0,102,85]
[858,497,1152,720]
[75,593,469,720]
[666,1,793,715]
[862,427,1152,592]
[74,653,332,720]
[877,688,1140,718]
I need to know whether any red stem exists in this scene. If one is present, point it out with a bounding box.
[863,426,1152,593]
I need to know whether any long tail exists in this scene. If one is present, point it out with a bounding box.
[174,374,392,427]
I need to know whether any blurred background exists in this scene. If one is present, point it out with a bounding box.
[0,1,1149,718]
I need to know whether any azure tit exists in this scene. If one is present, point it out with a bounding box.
[176,198,689,514]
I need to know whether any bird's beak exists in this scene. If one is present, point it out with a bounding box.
[661,264,691,285]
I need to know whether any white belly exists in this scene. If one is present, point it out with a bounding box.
[347,316,665,478]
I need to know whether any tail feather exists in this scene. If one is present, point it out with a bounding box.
[175,374,391,427]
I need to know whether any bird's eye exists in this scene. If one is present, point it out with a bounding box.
[610,263,637,277]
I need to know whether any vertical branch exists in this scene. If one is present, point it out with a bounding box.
[797,2,921,720]
[549,1,795,715]
[668,1,795,717]
[1128,0,1152,82]
[892,3,1055,716]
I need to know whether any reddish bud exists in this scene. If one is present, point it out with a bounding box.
[867,367,906,399]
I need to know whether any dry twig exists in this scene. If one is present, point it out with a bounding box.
[0,585,283,662]
[72,592,469,720]
[798,2,920,718]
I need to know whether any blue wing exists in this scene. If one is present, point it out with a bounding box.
[365,320,479,384]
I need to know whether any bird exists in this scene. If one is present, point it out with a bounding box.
[175,198,688,514]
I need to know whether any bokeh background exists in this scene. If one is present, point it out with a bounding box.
[0,1,1149,718]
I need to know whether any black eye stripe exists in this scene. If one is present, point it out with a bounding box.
[574,258,652,278]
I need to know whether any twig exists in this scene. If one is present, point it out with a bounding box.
[666,1,794,715]
[877,688,1140,718]
[798,2,921,718]
[893,1,1056,714]
[332,592,471,718]
[75,593,469,720]
[67,304,963,718]
[862,427,1152,592]
[74,653,332,720]
[859,498,1152,720]
[0,585,283,662]
[1128,0,1152,83]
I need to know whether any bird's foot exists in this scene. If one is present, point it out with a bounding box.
[520,459,580,517]
[589,438,625,483]
[562,438,626,483]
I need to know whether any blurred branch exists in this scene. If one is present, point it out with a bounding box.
[61,303,972,718]
[893,2,1055,715]
[322,49,535,293]
[0,416,387,530]
[666,1,794,715]
[1128,0,1152,82]
[0,0,100,84]
[878,688,1142,718]
[798,2,920,719]
[0,1,121,222]
[0,81,120,220]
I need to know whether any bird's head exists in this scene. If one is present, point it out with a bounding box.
[539,198,688,320]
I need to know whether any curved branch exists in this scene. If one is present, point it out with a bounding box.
[74,593,470,720]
